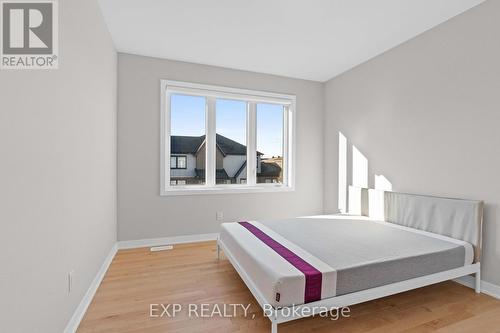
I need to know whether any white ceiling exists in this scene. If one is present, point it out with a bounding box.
[98,0,485,82]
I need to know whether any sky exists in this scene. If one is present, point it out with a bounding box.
[170,94,284,157]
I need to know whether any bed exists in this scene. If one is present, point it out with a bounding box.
[217,188,483,333]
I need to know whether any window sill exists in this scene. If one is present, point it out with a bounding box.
[160,185,294,196]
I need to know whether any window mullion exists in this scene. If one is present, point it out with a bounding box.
[206,97,216,187]
[283,106,290,186]
[247,102,257,186]
[163,91,171,191]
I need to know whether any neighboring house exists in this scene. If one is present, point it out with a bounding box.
[170,134,282,185]
[258,156,284,184]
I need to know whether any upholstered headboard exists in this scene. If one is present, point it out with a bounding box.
[348,186,484,262]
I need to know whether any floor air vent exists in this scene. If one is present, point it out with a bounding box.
[150,245,173,252]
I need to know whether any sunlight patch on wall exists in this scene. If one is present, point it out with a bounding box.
[375,174,392,191]
[338,132,347,213]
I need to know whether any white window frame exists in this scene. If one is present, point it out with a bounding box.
[160,80,296,196]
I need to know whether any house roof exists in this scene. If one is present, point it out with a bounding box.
[171,134,261,156]
[171,135,205,154]
[215,134,246,155]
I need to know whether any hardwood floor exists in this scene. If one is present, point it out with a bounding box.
[78,241,500,333]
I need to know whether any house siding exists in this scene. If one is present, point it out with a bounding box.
[223,155,246,177]
[170,154,197,178]
[194,142,225,170]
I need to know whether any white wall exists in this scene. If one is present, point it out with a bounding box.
[118,53,324,241]
[324,0,500,286]
[0,0,117,332]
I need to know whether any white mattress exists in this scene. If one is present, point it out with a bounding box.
[219,215,473,308]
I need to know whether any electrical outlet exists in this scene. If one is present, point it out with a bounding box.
[68,270,74,294]
[216,211,224,221]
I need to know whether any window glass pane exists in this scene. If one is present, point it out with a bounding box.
[177,156,187,169]
[256,103,284,184]
[170,94,206,186]
[216,99,247,185]
[170,156,177,169]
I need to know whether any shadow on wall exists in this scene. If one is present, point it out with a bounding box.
[338,131,393,214]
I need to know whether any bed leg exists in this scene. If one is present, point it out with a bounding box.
[216,243,220,260]
[271,322,278,333]
[475,269,481,294]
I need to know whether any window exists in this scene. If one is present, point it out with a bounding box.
[256,103,285,184]
[170,155,187,169]
[161,80,295,195]
[169,94,205,186]
[216,98,246,185]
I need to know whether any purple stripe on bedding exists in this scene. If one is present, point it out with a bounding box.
[238,221,322,303]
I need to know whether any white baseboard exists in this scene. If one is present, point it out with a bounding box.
[117,232,219,250]
[454,276,500,299]
[63,244,118,333]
